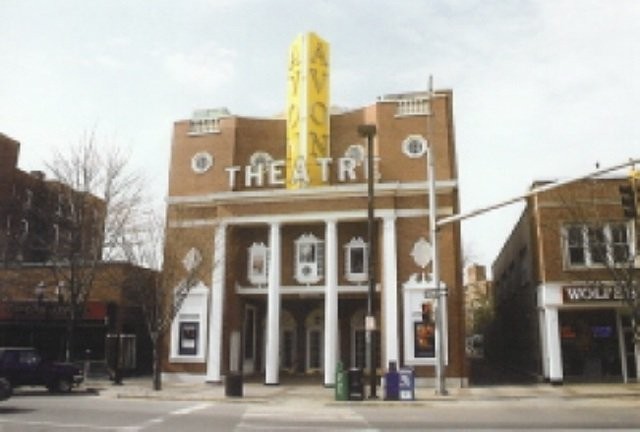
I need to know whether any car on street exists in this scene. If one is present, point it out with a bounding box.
[0,347,84,394]
[0,377,10,401]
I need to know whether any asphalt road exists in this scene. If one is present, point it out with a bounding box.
[0,390,638,431]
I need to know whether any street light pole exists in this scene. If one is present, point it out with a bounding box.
[426,142,447,396]
[358,124,378,400]
[425,75,447,396]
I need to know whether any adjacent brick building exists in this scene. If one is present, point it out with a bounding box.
[0,132,154,373]
[492,177,638,383]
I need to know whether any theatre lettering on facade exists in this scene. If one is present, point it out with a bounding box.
[162,33,465,387]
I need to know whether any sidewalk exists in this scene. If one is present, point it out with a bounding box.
[84,376,640,405]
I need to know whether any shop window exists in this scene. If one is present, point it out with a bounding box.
[563,222,633,268]
[294,233,324,284]
[178,321,199,356]
[344,237,368,283]
[248,242,269,285]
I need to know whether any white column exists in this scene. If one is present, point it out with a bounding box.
[539,309,549,380]
[382,216,399,370]
[206,222,226,382]
[324,219,338,386]
[265,222,281,385]
[545,307,563,384]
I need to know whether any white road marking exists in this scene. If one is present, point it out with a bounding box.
[170,402,212,416]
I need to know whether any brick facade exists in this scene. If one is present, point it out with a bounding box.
[163,89,467,387]
[492,177,638,383]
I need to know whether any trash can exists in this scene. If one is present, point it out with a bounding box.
[335,362,349,401]
[348,368,364,401]
[398,368,415,401]
[225,372,243,397]
[384,361,399,401]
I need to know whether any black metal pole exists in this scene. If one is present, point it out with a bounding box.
[358,124,377,399]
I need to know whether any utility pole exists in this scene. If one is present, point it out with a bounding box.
[437,158,640,228]
[358,124,378,400]
[424,75,448,396]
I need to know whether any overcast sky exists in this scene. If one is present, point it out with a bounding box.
[1,0,639,273]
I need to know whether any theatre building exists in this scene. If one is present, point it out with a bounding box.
[492,177,639,383]
[162,33,466,387]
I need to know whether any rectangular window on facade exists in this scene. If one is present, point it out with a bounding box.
[588,226,607,264]
[178,322,199,356]
[567,226,586,266]
[564,222,633,268]
[294,233,324,284]
[610,223,630,263]
[345,237,368,283]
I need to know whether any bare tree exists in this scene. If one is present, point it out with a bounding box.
[119,209,204,391]
[45,131,145,361]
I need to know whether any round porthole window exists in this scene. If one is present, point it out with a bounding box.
[191,152,213,174]
[402,135,428,159]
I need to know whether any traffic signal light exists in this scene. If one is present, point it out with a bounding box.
[619,184,638,218]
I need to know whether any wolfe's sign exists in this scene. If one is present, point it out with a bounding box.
[562,285,628,303]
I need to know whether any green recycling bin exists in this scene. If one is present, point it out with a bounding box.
[335,362,348,401]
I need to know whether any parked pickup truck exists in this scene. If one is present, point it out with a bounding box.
[0,347,84,394]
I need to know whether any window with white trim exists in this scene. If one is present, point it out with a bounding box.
[344,237,368,283]
[170,283,208,362]
[563,222,632,267]
[402,134,428,158]
[191,152,213,174]
[294,233,324,284]
[248,242,269,285]
[249,152,273,173]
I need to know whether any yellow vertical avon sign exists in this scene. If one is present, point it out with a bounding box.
[286,32,330,189]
